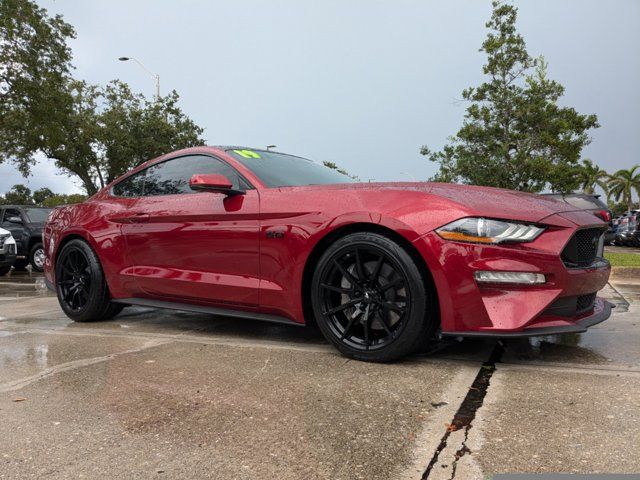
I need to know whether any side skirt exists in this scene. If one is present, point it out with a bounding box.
[112,297,304,327]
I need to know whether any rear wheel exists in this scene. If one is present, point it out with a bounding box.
[0,265,11,276]
[311,232,435,362]
[29,242,45,272]
[55,239,124,322]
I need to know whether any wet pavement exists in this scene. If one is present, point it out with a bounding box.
[0,271,639,478]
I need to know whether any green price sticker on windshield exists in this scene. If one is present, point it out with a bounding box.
[234,149,261,159]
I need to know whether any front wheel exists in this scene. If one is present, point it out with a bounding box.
[55,239,124,322]
[311,232,436,362]
[0,265,11,276]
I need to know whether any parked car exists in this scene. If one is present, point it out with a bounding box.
[615,214,631,246]
[610,216,622,244]
[541,193,615,244]
[632,212,640,247]
[617,210,640,247]
[0,228,17,276]
[45,146,612,362]
[0,206,52,272]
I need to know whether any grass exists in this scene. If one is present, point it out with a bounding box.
[605,252,640,267]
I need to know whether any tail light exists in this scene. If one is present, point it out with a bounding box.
[599,210,611,222]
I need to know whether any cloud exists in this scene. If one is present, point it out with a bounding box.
[0,154,83,195]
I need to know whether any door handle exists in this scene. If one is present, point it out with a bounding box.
[128,213,150,224]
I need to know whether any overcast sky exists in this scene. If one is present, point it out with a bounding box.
[1,0,639,194]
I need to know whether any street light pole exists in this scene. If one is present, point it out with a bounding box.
[118,57,160,100]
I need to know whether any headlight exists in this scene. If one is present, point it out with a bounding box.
[436,217,544,244]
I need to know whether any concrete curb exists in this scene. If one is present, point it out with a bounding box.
[609,266,640,281]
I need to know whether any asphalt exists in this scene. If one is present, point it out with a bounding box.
[0,269,638,479]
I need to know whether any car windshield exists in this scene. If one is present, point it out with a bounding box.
[23,208,52,223]
[226,149,354,187]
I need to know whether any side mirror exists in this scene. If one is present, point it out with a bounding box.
[6,216,22,224]
[189,174,245,196]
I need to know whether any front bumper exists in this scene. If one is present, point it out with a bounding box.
[442,298,613,338]
[0,242,17,267]
[413,212,612,337]
[0,253,16,268]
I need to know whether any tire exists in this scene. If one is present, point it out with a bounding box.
[0,265,11,276]
[311,232,436,362]
[55,239,124,322]
[29,242,46,272]
[13,259,29,271]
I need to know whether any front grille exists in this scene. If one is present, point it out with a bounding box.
[561,228,604,268]
[543,293,597,318]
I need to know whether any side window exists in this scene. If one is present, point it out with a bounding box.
[112,171,146,197]
[3,208,22,222]
[143,155,244,197]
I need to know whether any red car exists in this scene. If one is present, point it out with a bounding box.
[44,146,612,362]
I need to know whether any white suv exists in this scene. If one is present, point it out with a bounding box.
[0,227,17,276]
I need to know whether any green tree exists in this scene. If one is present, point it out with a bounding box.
[607,165,640,210]
[576,159,609,195]
[41,193,87,207]
[0,184,87,206]
[1,184,33,204]
[422,1,599,193]
[608,200,635,217]
[0,0,75,175]
[1,1,204,194]
[32,187,54,205]
[43,80,204,195]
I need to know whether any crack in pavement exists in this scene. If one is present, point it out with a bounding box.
[0,338,172,393]
[422,342,504,479]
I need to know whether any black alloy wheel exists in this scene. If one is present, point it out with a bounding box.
[311,232,435,362]
[57,246,92,311]
[55,239,124,322]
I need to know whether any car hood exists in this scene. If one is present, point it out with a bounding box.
[286,182,591,223]
[419,183,588,222]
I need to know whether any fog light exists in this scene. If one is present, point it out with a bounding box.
[474,271,546,285]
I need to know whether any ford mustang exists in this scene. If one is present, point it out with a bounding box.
[44,146,613,362]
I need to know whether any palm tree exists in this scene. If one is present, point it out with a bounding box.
[607,165,640,210]
[576,159,609,195]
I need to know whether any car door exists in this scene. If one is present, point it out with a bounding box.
[116,154,261,307]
